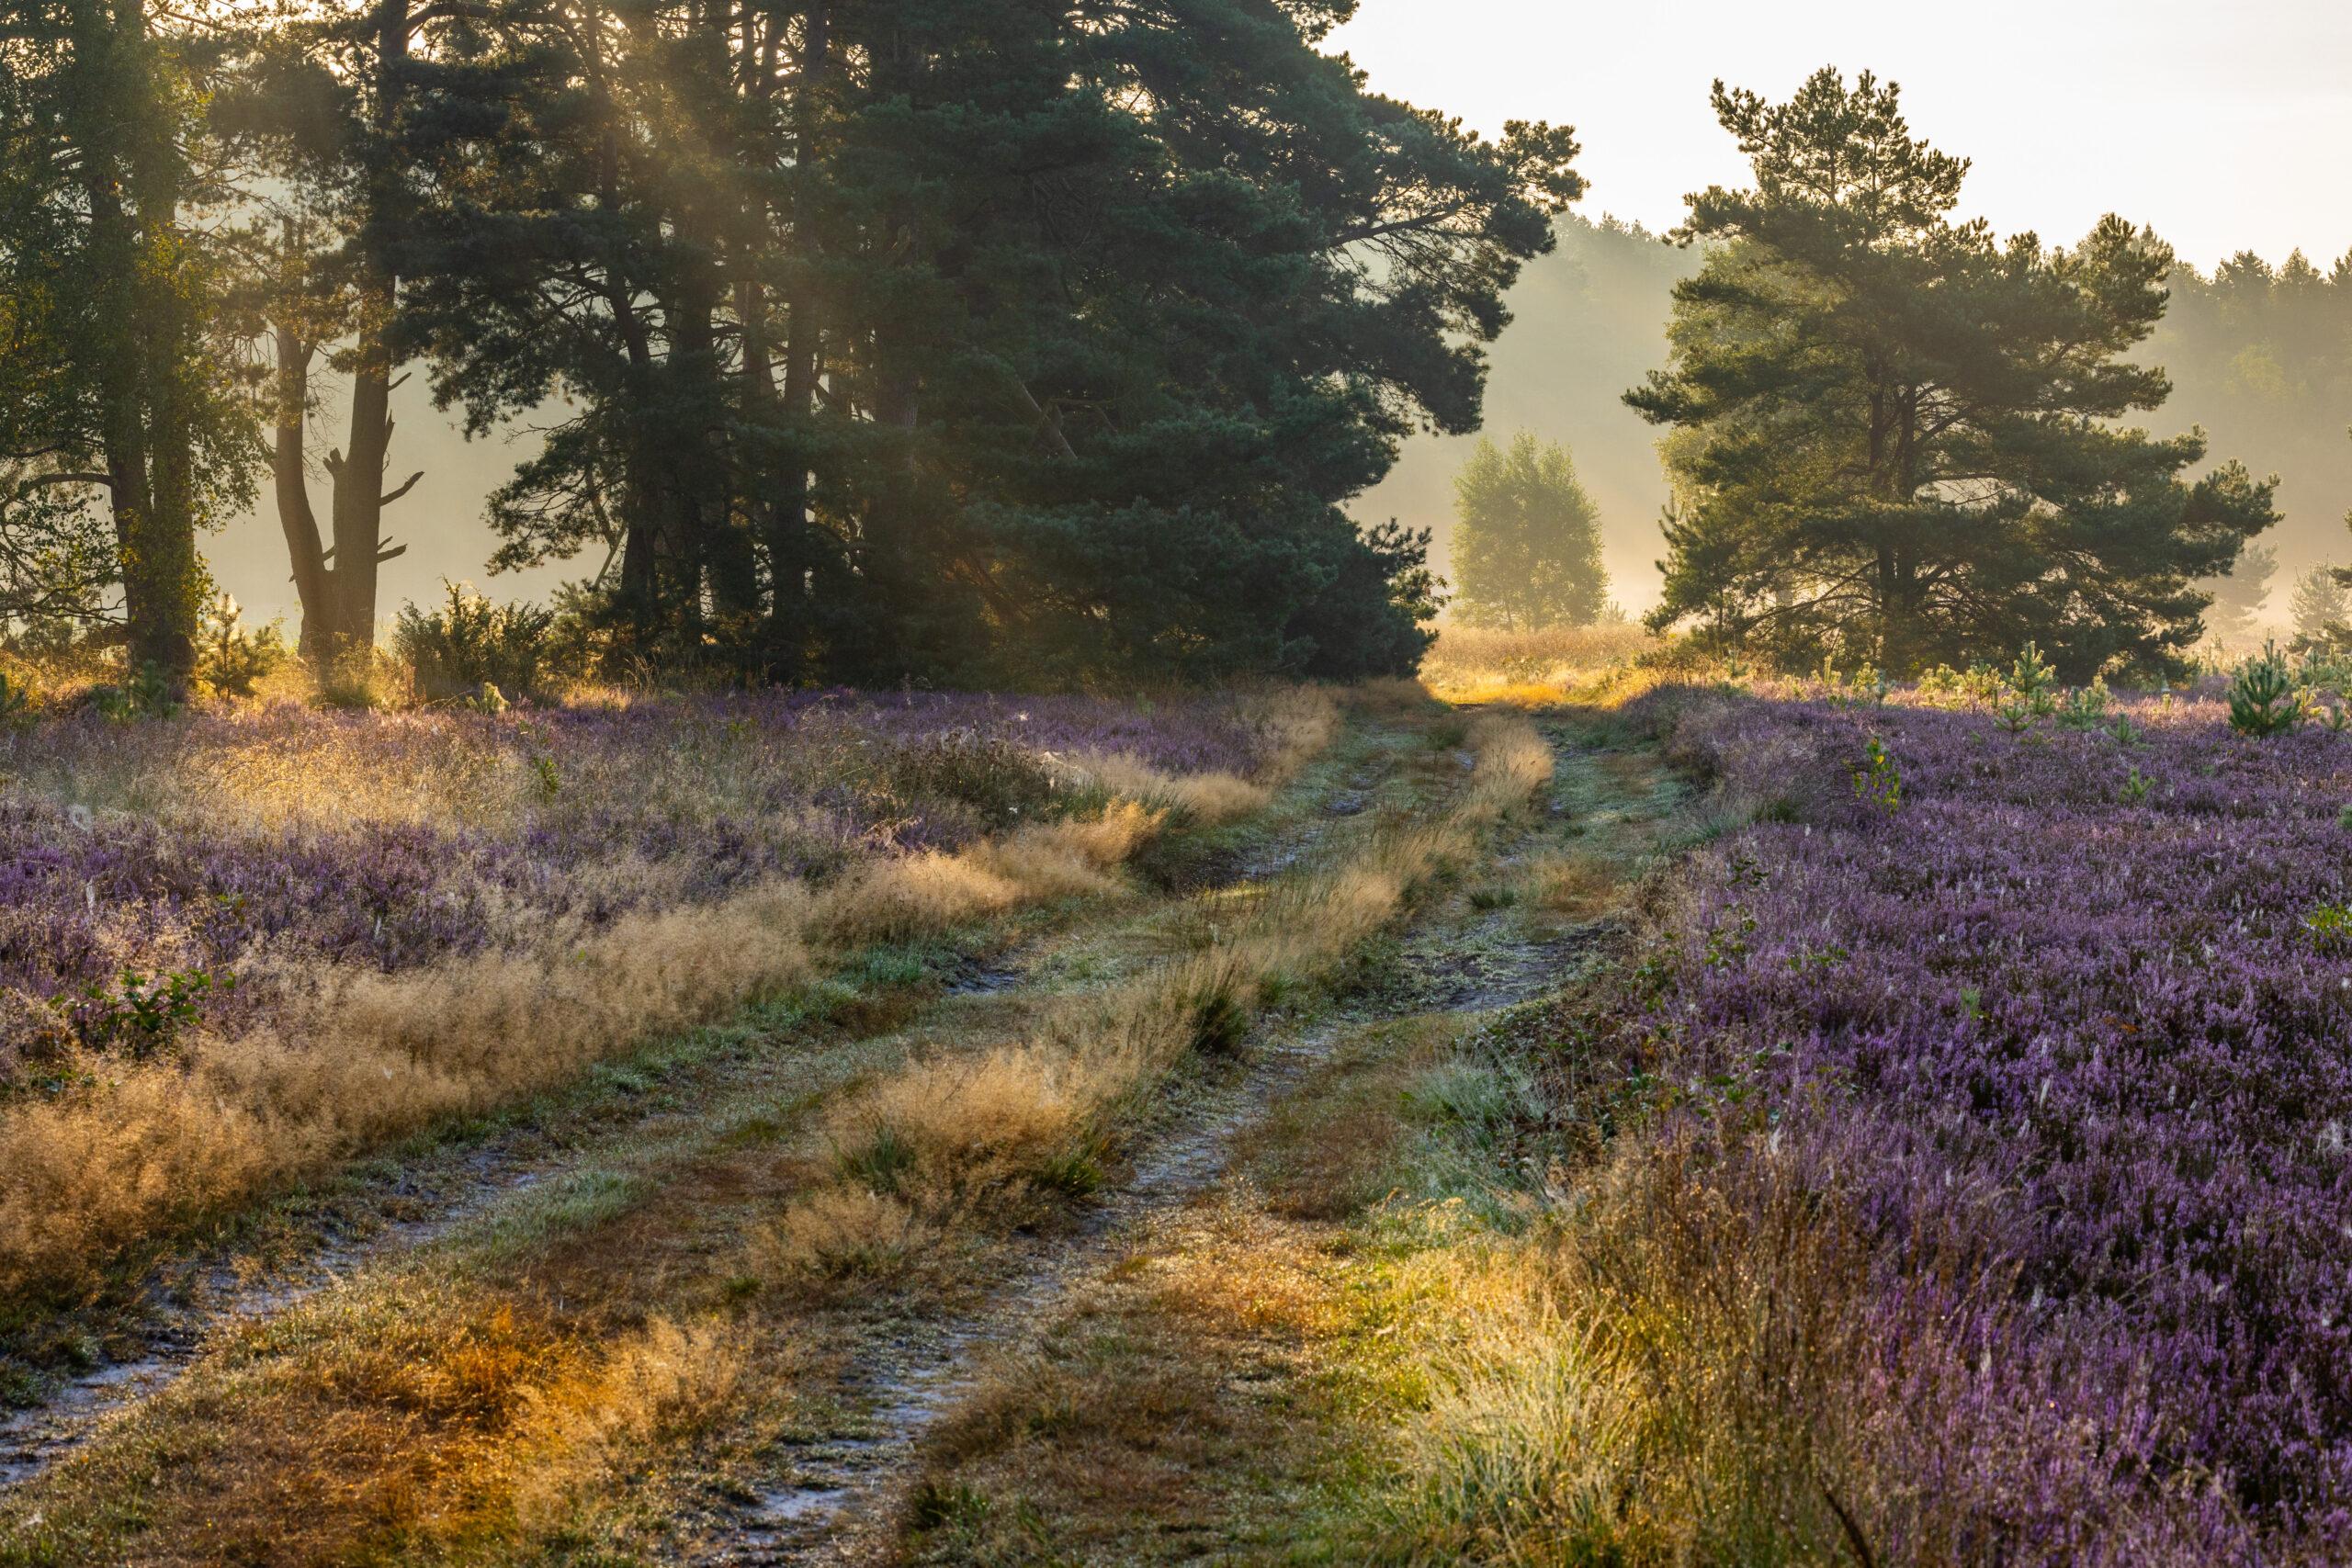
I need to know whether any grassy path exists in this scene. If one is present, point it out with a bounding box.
[882,710,1688,1565]
[0,711,1364,1501]
[0,704,1418,1562]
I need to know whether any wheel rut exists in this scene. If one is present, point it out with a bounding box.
[695,730,1602,1567]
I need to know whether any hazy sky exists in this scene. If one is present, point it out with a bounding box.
[1330,0,2352,271]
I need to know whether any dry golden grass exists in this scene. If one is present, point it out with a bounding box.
[9,1281,746,1566]
[1377,1082,2220,1563]
[1520,850,1627,918]
[753,1185,932,1280]
[0,689,1343,1303]
[814,803,1159,945]
[1421,622,1658,705]
[1068,685,1340,827]
[763,712,1554,1279]
[906,1197,1356,1564]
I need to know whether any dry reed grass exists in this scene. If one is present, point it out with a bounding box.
[0,691,1341,1303]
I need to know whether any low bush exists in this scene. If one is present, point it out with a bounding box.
[393,581,562,703]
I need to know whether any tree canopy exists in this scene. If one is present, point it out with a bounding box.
[1449,432,1610,628]
[0,0,1581,685]
[1628,67,2277,679]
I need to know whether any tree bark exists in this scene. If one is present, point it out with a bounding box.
[272,325,336,660]
[70,0,199,676]
[325,0,414,656]
[764,1,831,672]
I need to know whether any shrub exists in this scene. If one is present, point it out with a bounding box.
[56,967,226,1061]
[393,581,560,703]
[1916,660,2002,709]
[2228,640,2304,738]
[2055,679,2111,731]
[0,667,34,729]
[1850,737,1901,813]
[1992,642,2059,732]
[877,730,1069,829]
[92,660,179,722]
[194,594,289,699]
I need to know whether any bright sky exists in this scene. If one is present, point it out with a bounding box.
[1330,0,2352,272]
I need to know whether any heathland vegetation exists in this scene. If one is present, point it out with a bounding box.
[9,17,2352,1568]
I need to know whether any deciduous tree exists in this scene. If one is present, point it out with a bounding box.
[1449,433,1609,628]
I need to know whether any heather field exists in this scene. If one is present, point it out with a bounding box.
[1,688,1272,1062]
[8,665,2352,1564]
[1601,680,2352,1555]
[15,10,2352,1558]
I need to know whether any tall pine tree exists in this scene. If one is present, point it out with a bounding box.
[1629,68,2276,679]
[392,0,1579,683]
[0,0,256,675]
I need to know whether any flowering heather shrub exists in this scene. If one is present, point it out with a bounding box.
[1603,681,2352,1558]
[0,688,1274,1077]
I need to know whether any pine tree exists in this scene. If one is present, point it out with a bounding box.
[0,0,257,677]
[2204,540,2278,647]
[1628,68,2277,680]
[394,0,1581,683]
[1449,434,1609,628]
[2290,563,2350,651]
[220,0,479,660]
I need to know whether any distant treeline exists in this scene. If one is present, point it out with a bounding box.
[0,1,1581,686]
[2159,254,2352,585]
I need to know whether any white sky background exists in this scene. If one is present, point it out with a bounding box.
[1329,0,2352,271]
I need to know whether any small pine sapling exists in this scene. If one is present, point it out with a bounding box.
[2229,641,2305,738]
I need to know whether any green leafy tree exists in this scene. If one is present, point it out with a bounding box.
[1627,67,2277,679]
[1449,433,1610,628]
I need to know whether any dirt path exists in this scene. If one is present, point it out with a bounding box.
[846,718,1686,1567]
[693,719,1627,1566]
[0,1151,548,1490]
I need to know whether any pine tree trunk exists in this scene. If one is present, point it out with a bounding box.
[329,323,393,653]
[272,327,336,660]
[763,1,831,675]
[71,0,198,677]
[325,0,413,658]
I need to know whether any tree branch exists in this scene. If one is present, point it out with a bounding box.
[15,471,113,491]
